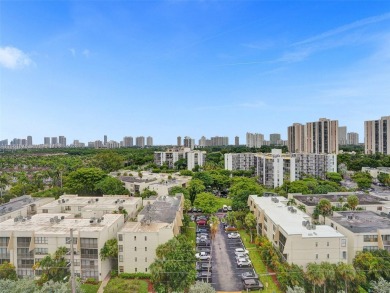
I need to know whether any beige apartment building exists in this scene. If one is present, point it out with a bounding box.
[365,116,390,155]
[0,195,55,223]
[0,213,124,280]
[288,118,339,154]
[118,194,184,274]
[224,153,256,171]
[325,211,390,263]
[248,194,348,267]
[38,194,142,219]
[154,148,206,170]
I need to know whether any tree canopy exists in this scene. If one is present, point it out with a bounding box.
[193,192,219,214]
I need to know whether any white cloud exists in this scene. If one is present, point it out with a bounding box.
[82,49,90,58]
[0,46,33,69]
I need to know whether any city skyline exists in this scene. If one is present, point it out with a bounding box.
[1,2,390,144]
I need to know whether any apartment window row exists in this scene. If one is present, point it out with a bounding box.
[315,241,330,247]
[17,237,31,247]
[34,237,48,244]
[363,235,378,242]
[133,236,148,241]
[35,248,48,255]
[80,238,98,248]
[66,237,78,244]
[363,246,379,252]
[0,237,9,247]
[132,268,148,273]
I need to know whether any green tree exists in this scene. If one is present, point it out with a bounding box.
[336,262,356,293]
[64,167,106,195]
[286,287,305,293]
[378,173,390,187]
[168,186,189,199]
[229,177,263,210]
[92,151,123,172]
[244,212,256,243]
[347,195,359,210]
[189,281,216,293]
[321,262,336,293]
[193,192,219,214]
[174,158,187,170]
[209,215,220,240]
[187,179,206,204]
[352,172,372,190]
[0,262,17,280]
[326,172,343,183]
[193,172,214,189]
[317,199,332,224]
[100,238,118,270]
[150,235,196,293]
[95,177,129,195]
[33,246,70,285]
[370,277,390,293]
[140,188,158,199]
[306,263,326,293]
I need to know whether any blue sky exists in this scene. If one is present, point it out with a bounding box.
[1,1,389,145]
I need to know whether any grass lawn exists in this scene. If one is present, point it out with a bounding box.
[215,197,232,208]
[80,282,101,293]
[103,278,148,293]
[239,229,282,293]
[184,221,196,248]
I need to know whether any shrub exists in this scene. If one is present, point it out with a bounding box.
[84,277,98,285]
[118,272,151,279]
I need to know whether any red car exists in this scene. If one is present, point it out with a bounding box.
[197,219,207,225]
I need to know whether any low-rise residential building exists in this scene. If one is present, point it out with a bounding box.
[248,194,348,267]
[0,195,55,223]
[118,171,190,196]
[0,213,124,280]
[38,195,142,219]
[118,194,184,273]
[290,192,389,216]
[154,148,206,170]
[325,211,390,263]
[224,153,255,171]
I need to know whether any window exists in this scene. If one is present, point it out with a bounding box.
[145,257,147,262]
[145,247,147,252]
[144,236,147,241]
[119,255,123,262]
[78,206,82,211]
[119,266,124,273]
[35,237,48,244]
[145,268,148,272]
[65,206,71,211]
[35,248,48,255]
[377,207,383,211]
[134,247,137,251]
[342,251,347,259]
[119,245,123,252]
[118,234,123,241]
[341,239,346,247]
[364,235,378,242]
[134,236,137,241]
[315,254,318,259]
[363,246,378,252]
[135,257,137,262]
[66,237,77,244]
[327,242,329,247]
[42,209,48,213]
[327,254,330,259]
[80,238,98,248]
[315,242,318,247]
[135,268,137,272]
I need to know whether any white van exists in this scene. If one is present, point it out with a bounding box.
[222,205,228,212]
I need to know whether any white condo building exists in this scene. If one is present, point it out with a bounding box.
[248,195,348,267]
[224,153,255,171]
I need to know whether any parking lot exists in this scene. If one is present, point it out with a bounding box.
[193,213,263,291]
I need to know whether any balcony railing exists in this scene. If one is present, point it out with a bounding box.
[81,254,98,259]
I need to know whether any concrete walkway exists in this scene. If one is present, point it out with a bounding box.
[97,273,111,293]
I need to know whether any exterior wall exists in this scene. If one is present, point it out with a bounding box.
[288,123,305,153]
[224,153,255,171]
[365,116,390,155]
[187,151,206,171]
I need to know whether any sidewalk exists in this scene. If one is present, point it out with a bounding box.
[97,273,111,293]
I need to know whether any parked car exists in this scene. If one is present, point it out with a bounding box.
[228,232,240,239]
[196,228,209,234]
[237,258,252,267]
[196,239,211,247]
[225,225,238,232]
[222,205,228,212]
[196,247,211,253]
[195,252,211,260]
[192,207,198,213]
[242,278,264,290]
[241,271,259,280]
[196,262,212,272]
[227,206,232,211]
[235,252,249,259]
[197,271,212,282]
[196,219,207,225]
[235,248,249,255]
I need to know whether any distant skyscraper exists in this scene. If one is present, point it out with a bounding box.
[235,136,239,146]
[246,133,264,148]
[184,136,194,149]
[338,126,347,145]
[347,132,359,145]
[27,136,32,146]
[177,136,182,147]
[44,137,50,145]
[199,136,207,147]
[288,118,338,154]
[51,137,58,145]
[270,134,281,145]
[123,136,133,147]
[104,135,107,146]
[94,140,103,148]
[59,136,66,147]
[365,116,390,155]
[0,139,8,146]
[146,136,153,146]
[210,136,229,146]
[136,136,145,147]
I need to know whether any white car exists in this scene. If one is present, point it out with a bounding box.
[235,248,249,254]
[235,252,249,259]
[195,252,211,260]
[228,232,240,239]
[237,257,252,267]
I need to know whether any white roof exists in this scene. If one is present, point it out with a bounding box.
[249,195,345,238]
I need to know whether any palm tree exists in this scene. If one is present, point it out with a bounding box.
[320,262,335,293]
[209,216,219,240]
[306,263,325,293]
[336,262,356,293]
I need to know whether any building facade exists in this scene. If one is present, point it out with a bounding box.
[246,132,264,148]
[365,116,390,155]
[224,153,255,171]
[347,132,359,145]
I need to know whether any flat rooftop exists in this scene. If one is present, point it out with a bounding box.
[0,195,43,215]
[0,213,122,234]
[293,193,387,206]
[329,211,390,233]
[139,195,182,224]
[250,195,345,238]
[41,195,141,209]
[121,221,171,233]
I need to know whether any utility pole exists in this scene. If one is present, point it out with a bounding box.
[70,228,76,293]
